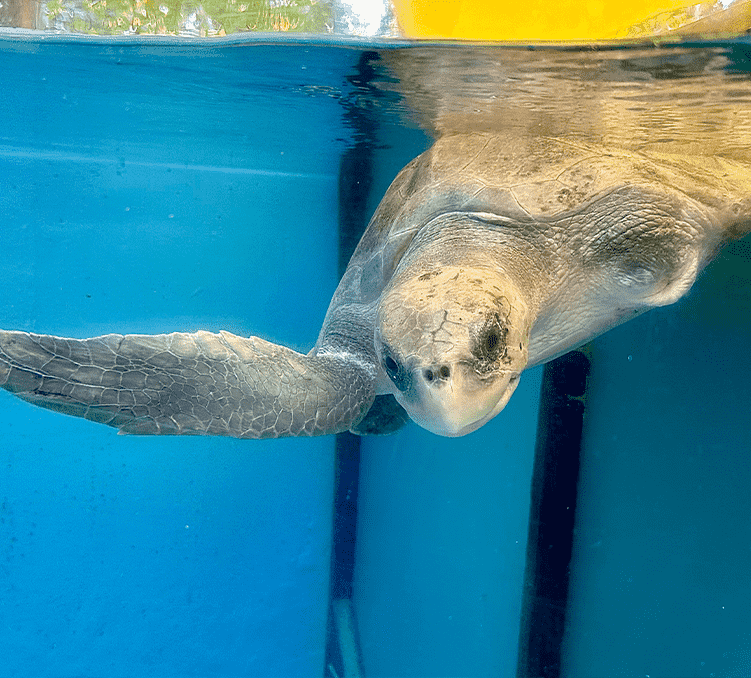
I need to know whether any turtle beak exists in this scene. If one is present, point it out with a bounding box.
[399,363,521,437]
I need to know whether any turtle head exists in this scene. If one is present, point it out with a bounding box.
[376,264,533,437]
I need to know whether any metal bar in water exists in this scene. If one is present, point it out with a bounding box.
[517,349,591,678]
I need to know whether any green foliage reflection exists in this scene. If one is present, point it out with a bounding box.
[46,0,333,35]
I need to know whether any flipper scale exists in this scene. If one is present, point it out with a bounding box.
[0,330,374,439]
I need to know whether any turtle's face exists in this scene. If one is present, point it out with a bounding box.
[376,265,532,437]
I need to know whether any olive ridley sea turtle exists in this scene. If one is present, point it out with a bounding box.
[1,133,750,437]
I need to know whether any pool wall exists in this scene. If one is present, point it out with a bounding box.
[0,39,348,677]
[562,236,751,676]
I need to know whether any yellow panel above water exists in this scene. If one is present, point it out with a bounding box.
[391,0,751,41]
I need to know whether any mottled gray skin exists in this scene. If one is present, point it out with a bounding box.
[1,133,749,438]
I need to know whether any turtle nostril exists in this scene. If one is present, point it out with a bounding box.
[424,366,450,384]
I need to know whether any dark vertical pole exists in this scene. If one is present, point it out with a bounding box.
[516,350,590,678]
[330,49,380,600]
[325,51,381,678]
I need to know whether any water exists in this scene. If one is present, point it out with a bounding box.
[0,33,749,677]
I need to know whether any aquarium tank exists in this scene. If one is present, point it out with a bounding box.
[0,1,750,677]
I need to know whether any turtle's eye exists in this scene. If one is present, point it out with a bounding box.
[381,346,410,392]
[484,331,500,356]
[474,318,507,364]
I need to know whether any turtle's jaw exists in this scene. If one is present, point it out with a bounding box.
[396,363,521,437]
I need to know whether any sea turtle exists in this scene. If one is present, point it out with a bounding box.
[1,133,749,437]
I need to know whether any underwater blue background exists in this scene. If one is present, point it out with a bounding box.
[0,34,750,678]
[563,236,751,677]
[0,39,347,677]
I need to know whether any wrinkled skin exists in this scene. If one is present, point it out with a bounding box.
[1,134,750,437]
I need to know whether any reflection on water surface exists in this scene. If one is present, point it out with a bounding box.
[375,43,751,160]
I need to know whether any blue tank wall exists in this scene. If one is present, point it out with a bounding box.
[353,368,542,678]
[563,236,751,676]
[0,38,351,677]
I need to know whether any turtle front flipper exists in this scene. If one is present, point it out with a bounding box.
[350,394,410,435]
[0,330,375,439]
